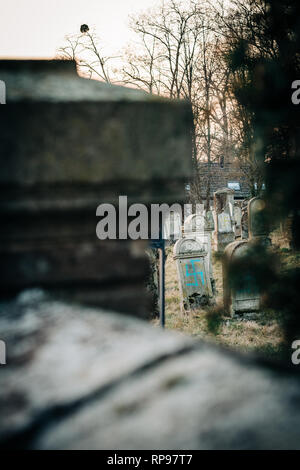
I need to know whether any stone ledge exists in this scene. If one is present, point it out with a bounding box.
[1,291,300,450]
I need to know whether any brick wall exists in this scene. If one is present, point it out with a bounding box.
[198,162,251,200]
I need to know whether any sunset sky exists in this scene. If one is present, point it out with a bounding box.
[0,0,157,58]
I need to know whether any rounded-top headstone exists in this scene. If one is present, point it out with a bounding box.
[248,197,269,239]
[173,237,205,258]
[223,240,260,315]
[183,214,205,234]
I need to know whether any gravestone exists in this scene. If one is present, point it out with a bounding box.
[241,205,249,240]
[223,240,260,316]
[205,209,215,233]
[233,203,242,239]
[183,211,215,291]
[204,210,216,292]
[173,237,213,311]
[248,197,270,244]
[183,213,207,264]
[183,212,205,235]
[0,59,193,317]
[163,211,182,242]
[145,247,159,318]
[214,189,235,252]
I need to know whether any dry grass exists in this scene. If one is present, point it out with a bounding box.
[152,246,300,361]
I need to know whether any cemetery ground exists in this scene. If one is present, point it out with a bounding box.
[153,245,300,362]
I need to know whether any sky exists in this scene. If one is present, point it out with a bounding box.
[0,0,157,59]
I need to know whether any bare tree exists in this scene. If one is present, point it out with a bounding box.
[210,0,273,193]
[121,1,237,207]
[122,1,204,99]
[57,1,263,203]
[58,26,116,83]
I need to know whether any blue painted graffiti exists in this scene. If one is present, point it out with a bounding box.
[185,260,205,287]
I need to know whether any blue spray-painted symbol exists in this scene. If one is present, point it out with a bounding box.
[185,260,204,287]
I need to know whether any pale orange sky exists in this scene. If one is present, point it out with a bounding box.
[0,0,157,59]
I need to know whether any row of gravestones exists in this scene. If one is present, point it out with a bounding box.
[172,188,270,315]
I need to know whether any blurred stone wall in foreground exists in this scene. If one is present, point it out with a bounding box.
[0,293,300,450]
[0,60,193,317]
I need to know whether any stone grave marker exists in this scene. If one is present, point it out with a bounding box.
[205,209,215,233]
[183,212,205,235]
[204,210,216,292]
[223,240,260,316]
[248,197,270,244]
[183,213,209,268]
[233,203,242,239]
[241,205,249,240]
[183,211,215,291]
[173,237,213,311]
[163,211,182,242]
[214,189,235,252]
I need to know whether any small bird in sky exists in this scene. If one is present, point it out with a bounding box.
[80,24,89,33]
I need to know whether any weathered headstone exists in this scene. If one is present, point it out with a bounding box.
[0,59,193,318]
[213,189,235,252]
[248,197,270,244]
[163,211,182,242]
[223,240,260,316]
[204,210,216,292]
[145,248,159,318]
[205,209,215,233]
[173,237,213,311]
[183,212,205,235]
[183,211,215,291]
[233,203,242,239]
[241,204,249,240]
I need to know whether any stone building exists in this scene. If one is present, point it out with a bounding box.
[198,161,252,204]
